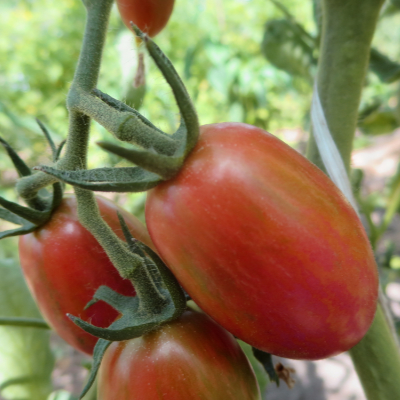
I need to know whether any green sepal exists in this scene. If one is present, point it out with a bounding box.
[55,140,66,162]
[69,285,180,341]
[97,141,183,179]
[0,136,31,178]
[131,25,199,158]
[252,348,280,386]
[79,339,111,399]
[117,212,164,290]
[0,208,26,226]
[0,222,37,239]
[0,196,50,225]
[369,47,400,83]
[84,285,135,314]
[34,165,162,193]
[0,135,53,211]
[92,88,164,136]
[137,242,187,310]
[51,182,63,211]
[35,119,57,160]
[0,183,61,239]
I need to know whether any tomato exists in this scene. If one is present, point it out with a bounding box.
[98,309,261,399]
[116,0,175,38]
[19,195,153,355]
[145,122,378,360]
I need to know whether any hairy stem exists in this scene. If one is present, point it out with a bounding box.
[66,0,167,307]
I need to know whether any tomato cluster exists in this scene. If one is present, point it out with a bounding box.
[2,2,380,398]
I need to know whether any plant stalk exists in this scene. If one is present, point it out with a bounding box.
[307,1,400,399]
[64,0,168,309]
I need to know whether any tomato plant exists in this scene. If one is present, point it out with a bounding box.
[98,309,261,399]
[18,195,153,355]
[116,0,175,37]
[145,122,379,360]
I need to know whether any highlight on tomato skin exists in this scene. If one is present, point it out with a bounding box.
[116,0,175,38]
[145,122,379,361]
[18,195,153,355]
[97,309,262,400]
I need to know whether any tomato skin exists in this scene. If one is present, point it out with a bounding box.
[98,310,261,400]
[145,122,379,360]
[116,0,175,37]
[19,195,153,355]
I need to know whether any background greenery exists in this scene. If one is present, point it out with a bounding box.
[2,0,400,398]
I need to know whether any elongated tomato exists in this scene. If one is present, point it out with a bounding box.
[145,122,378,360]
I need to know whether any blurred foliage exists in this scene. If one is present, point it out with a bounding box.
[0,239,54,400]
[0,0,316,218]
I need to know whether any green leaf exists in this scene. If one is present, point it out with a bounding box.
[261,18,316,79]
[238,341,269,394]
[369,48,400,83]
[0,239,54,400]
[252,347,280,386]
[358,110,398,135]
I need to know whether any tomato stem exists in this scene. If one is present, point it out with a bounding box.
[307,0,384,174]
[42,0,187,336]
[307,1,400,398]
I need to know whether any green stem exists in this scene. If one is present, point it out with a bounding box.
[15,0,114,199]
[0,317,50,329]
[307,1,400,399]
[307,0,384,173]
[65,0,167,308]
[350,306,400,399]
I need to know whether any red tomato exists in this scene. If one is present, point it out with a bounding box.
[145,122,379,360]
[98,309,261,399]
[19,195,153,355]
[116,0,175,37]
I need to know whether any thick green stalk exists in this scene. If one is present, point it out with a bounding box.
[307,1,400,399]
[307,0,383,173]
[351,306,400,399]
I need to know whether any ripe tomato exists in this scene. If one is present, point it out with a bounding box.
[145,122,378,360]
[19,195,153,355]
[98,309,261,399]
[116,0,175,37]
